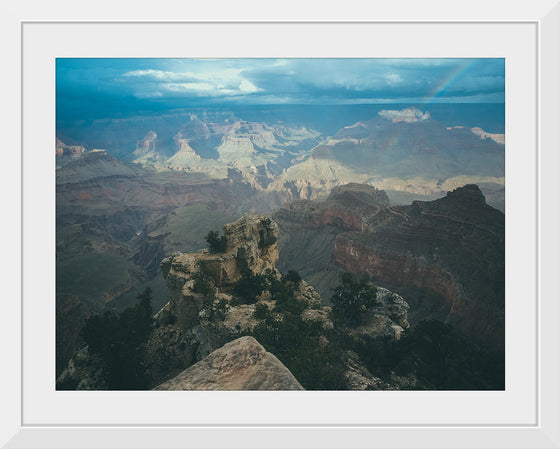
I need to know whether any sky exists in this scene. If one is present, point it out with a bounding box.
[56,58,504,120]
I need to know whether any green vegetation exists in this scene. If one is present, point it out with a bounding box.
[81,288,153,390]
[394,319,504,389]
[202,296,228,321]
[253,303,271,320]
[249,271,504,391]
[230,268,308,314]
[282,269,302,286]
[192,272,228,321]
[343,319,505,390]
[273,287,308,316]
[232,273,268,305]
[267,270,308,315]
[205,230,228,253]
[64,261,504,391]
[192,272,214,297]
[251,314,346,390]
[330,272,379,327]
[237,268,344,390]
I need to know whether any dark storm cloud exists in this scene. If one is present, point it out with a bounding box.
[56,58,504,120]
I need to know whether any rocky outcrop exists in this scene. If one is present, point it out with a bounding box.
[55,149,140,184]
[56,346,106,390]
[132,130,158,160]
[342,351,418,390]
[346,288,410,342]
[56,139,86,158]
[165,137,228,179]
[162,214,278,289]
[470,127,505,145]
[153,336,304,390]
[157,214,333,358]
[333,235,458,319]
[274,183,389,234]
[223,214,279,274]
[159,214,280,331]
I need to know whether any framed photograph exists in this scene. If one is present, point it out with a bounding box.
[3,1,559,447]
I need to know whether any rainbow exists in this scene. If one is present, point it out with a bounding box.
[363,59,481,179]
[425,59,479,104]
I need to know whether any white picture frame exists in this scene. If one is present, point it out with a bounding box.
[3,0,559,447]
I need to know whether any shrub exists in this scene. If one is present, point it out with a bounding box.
[273,289,308,316]
[349,319,505,390]
[330,273,379,327]
[253,303,271,320]
[251,314,346,390]
[81,288,153,390]
[282,269,302,286]
[394,319,505,390]
[205,230,228,253]
[192,272,213,296]
[233,274,268,304]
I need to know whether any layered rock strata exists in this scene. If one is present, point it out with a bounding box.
[275,183,505,349]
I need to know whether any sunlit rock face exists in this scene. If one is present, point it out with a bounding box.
[378,107,431,123]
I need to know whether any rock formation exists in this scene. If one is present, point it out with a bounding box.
[153,336,304,391]
[156,214,330,358]
[152,212,410,388]
[159,214,280,330]
[347,287,410,342]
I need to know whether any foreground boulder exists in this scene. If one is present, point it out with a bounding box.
[153,336,304,390]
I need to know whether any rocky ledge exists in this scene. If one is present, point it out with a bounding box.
[161,214,279,297]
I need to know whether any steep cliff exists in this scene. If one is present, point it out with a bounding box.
[275,183,505,350]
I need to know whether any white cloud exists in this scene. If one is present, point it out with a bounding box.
[384,73,404,85]
[121,68,263,98]
[239,79,260,93]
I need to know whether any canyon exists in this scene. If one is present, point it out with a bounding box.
[58,214,414,390]
[56,105,506,387]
